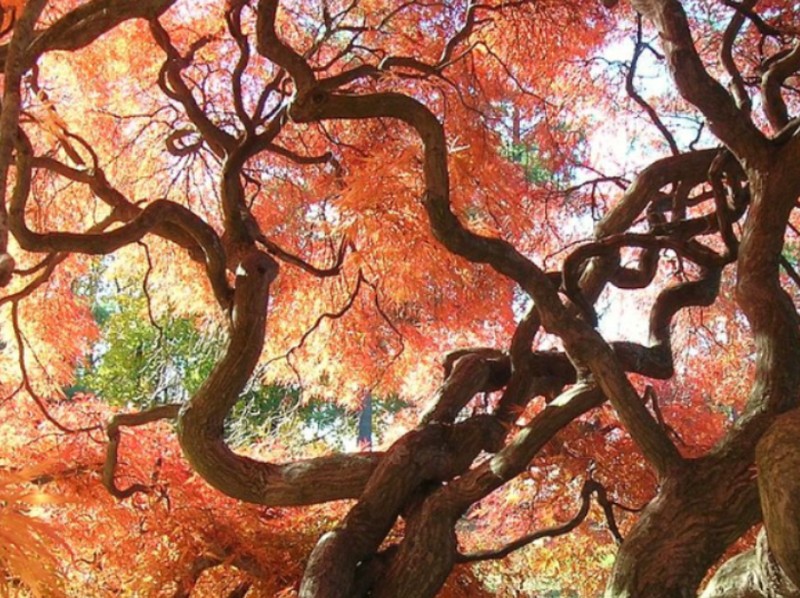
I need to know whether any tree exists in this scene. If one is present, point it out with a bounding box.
[1,0,800,596]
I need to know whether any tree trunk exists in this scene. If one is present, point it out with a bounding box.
[701,528,800,598]
[605,456,760,597]
[757,408,800,589]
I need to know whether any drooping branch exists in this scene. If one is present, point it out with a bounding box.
[31,155,231,289]
[456,477,617,563]
[256,233,349,278]
[708,150,741,257]
[0,209,124,309]
[10,302,100,435]
[103,404,181,499]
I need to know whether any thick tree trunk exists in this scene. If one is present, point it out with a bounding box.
[704,409,800,597]
[606,141,800,595]
[605,456,760,597]
[756,409,800,589]
[701,528,800,598]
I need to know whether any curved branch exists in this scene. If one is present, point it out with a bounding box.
[301,414,504,598]
[103,404,180,499]
[177,250,381,505]
[420,350,510,425]
[563,231,730,324]
[0,0,175,72]
[373,382,604,598]
[289,87,682,475]
[149,19,236,157]
[10,134,234,309]
[594,149,718,238]
[225,0,255,134]
[257,233,348,278]
[719,0,783,37]
[456,478,604,563]
[10,302,100,435]
[761,42,800,132]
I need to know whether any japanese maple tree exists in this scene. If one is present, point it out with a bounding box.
[1,0,800,596]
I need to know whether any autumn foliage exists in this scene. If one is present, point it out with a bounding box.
[1,0,800,596]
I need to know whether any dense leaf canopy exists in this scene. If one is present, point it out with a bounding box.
[1,0,800,596]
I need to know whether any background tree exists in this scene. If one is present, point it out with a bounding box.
[1,0,800,596]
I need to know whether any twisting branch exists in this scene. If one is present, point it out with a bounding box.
[164,128,203,157]
[563,233,728,326]
[149,18,235,157]
[103,404,180,499]
[0,0,47,279]
[286,78,684,475]
[369,382,605,597]
[761,42,800,132]
[10,133,234,310]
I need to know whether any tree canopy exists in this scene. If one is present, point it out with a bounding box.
[1,0,800,596]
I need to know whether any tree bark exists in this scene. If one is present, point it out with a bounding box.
[606,456,759,597]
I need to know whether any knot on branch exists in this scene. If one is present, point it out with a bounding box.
[235,250,278,282]
[0,253,14,287]
[442,347,510,391]
[288,88,329,123]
